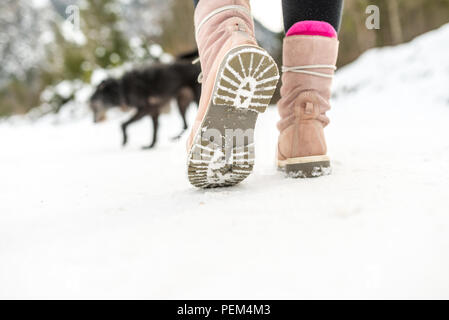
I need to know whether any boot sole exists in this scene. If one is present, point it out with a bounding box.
[277,155,331,178]
[187,45,279,188]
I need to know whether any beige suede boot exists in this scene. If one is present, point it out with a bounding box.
[187,0,279,188]
[277,35,339,177]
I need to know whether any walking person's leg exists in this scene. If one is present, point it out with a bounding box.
[277,0,343,177]
[187,0,279,188]
[282,0,343,33]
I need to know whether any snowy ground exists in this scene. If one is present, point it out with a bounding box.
[1,25,449,299]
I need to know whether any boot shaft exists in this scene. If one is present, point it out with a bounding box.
[194,0,256,83]
[277,35,339,161]
[279,35,339,109]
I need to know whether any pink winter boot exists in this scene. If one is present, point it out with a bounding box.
[187,0,279,188]
[277,22,339,177]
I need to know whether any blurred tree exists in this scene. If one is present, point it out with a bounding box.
[0,0,53,115]
[387,0,403,44]
[0,1,50,83]
[48,0,131,78]
[1,0,449,117]
[338,0,449,65]
[0,0,160,116]
[120,0,171,41]
[157,0,196,55]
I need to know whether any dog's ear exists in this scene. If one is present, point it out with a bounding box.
[98,80,107,90]
[148,96,164,105]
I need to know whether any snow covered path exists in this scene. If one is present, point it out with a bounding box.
[1,26,449,299]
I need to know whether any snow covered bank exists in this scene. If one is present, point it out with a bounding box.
[1,25,449,299]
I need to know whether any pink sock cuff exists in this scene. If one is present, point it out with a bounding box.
[286,21,337,38]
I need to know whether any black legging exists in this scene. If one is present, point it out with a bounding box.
[193,0,343,33]
[282,0,343,32]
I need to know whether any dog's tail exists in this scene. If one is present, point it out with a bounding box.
[176,49,199,62]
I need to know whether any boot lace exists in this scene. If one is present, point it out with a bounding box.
[194,5,253,84]
[282,65,337,79]
[195,5,252,39]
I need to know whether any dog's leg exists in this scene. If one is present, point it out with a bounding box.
[180,105,188,131]
[142,113,159,149]
[193,84,201,106]
[121,109,146,146]
[172,102,188,141]
[172,88,193,140]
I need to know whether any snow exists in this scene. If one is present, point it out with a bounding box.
[1,25,449,299]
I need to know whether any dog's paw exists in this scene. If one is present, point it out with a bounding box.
[141,144,155,150]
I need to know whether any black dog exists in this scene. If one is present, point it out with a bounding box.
[90,59,201,149]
